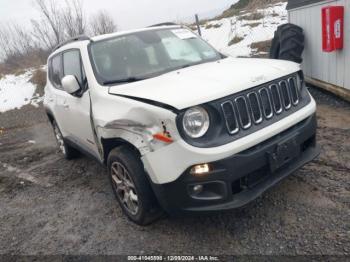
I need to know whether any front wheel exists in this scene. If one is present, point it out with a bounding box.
[107,146,162,225]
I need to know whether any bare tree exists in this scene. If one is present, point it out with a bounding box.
[0,22,35,58]
[0,0,118,71]
[62,0,86,38]
[32,0,87,48]
[0,22,49,71]
[89,10,117,36]
[0,24,13,59]
[34,0,64,46]
[1,1,116,59]
[31,19,57,50]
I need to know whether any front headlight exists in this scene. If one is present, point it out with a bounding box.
[182,106,210,138]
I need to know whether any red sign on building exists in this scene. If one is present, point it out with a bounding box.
[322,6,344,52]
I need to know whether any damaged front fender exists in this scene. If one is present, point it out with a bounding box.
[96,107,179,156]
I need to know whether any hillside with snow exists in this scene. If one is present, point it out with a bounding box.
[200,1,287,57]
[0,69,43,113]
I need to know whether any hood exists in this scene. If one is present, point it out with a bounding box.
[108,57,300,110]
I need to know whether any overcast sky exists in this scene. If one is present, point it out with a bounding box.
[0,0,238,30]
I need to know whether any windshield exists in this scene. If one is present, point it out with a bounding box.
[89,28,222,84]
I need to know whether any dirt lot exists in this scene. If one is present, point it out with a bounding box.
[0,87,349,256]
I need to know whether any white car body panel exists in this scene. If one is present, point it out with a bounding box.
[61,90,98,155]
[90,89,178,156]
[45,41,100,157]
[44,26,316,188]
[109,57,300,110]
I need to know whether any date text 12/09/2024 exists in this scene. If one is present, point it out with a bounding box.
[127,256,220,261]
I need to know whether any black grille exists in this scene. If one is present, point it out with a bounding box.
[288,77,299,105]
[280,80,292,110]
[222,101,239,134]
[235,96,251,129]
[259,88,273,119]
[247,92,262,124]
[221,74,302,135]
[270,84,282,114]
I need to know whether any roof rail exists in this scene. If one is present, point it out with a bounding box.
[148,22,179,27]
[53,35,91,51]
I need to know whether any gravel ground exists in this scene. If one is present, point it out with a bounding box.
[0,87,349,256]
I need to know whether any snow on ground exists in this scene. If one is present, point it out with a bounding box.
[0,70,43,113]
[200,2,288,57]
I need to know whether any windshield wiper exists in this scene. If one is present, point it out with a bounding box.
[180,64,193,69]
[179,60,213,70]
[103,77,145,85]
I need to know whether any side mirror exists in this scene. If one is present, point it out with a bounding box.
[61,75,81,95]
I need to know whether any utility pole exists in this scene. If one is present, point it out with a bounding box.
[195,14,202,36]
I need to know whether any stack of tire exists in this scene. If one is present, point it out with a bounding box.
[270,23,305,64]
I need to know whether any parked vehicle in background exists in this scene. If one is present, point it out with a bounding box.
[44,25,319,225]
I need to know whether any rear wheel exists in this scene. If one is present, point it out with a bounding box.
[52,120,79,159]
[107,146,162,225]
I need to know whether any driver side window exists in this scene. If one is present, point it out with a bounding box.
[63,50,85,87]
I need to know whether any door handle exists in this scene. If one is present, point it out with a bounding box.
[63,104,69,109]
[49,98,54,102]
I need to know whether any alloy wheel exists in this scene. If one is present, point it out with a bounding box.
[111,161,139,215]
[53,124,66,155]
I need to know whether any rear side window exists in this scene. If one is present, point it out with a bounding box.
[63,50,84,86]
[49,55,63,89]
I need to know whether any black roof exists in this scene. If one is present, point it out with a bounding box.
[287,0,324,10]
[53,35,91,51]
[148,22,179,27]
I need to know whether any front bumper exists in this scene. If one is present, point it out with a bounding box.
[151,114,320,215]
[142,98,316,184]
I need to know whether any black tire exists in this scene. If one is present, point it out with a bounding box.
[107,146,162,225]
[270,31,280,59]
[269,23,305,64]
[52,120,80,160]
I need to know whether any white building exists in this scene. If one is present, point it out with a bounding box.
[287,0,350,101]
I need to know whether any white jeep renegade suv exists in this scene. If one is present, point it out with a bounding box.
[44,25,320,225]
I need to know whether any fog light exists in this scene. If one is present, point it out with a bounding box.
[190,163,212,176]
[192,185,203,194]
